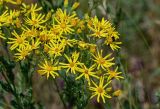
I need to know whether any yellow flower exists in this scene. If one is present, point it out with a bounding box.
[71,2,80,10]
[96,17,111,29]
[104,36,122,51]
[105,67,124,81]
[4,0,23,5]
[8,31,28,50]
[64,0,68,7]
[47,40,64,58]
[44,44,49,53]
[60,52,82,74]
[55,9,76,22]
[54,9,76,34]
[78,41,88,50]
[113,89,122,97]
[54,20,74,35]
[76,28,82,33]
[106,27,119,40]
[25,12,47,28]
[71,51,80,62]
[88,16,108,38]
[30,38,41,50]
[76,64,99,85]
[88,44,97,53]
[46,11,52,20]
[61,39,77,47]
[14,18,21,28]
[22,26,39,38]
[92,50,115,70]
[50,26,61,36]
[0,30,6,39]
[79,20,85,30]
[21,3,42,15]
[89,76,112,103]
[89,26,107,38]
[14,45,31,61]
[38,60,60,79]
[0,10,9,26]
[39,29,51,42]
[70,17,80,27]
[0,0,3,5]
[9,9,20,18]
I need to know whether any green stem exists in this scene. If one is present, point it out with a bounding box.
[1,70,13,92]
[1,70,23,109]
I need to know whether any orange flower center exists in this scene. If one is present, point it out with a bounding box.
[70,62,75,67]
[32,44,36,49]
[71,19,78,26]
[28,30,37,36]
[97,87,104,93]
[96,31,101,36]
[40,34,48,41]
[88,20,92,26]
[110,71,117,77]
[98,58,105,64]
[16,37,24,44]
[8,17,13,23]
[21,50,28,58]
[60,23,66,29]
[32,20,38,25]
[107,37,113,44]
[54,48,59,52]
[84,69,88,74]
[52,28,59,35]
[46,66,53,72]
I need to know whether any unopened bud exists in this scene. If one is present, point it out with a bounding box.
[71,2,80,10]
[64,0,68,8]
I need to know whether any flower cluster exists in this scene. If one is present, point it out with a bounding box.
[0,0,123,103]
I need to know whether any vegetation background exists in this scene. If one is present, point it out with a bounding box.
[0,0,160,109]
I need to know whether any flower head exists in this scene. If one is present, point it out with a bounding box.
[8,31,28,50]
[76,64,99,85]
[88,16,111,38]
[38,60,60,79]
[0,10,9,26]
[89,76,112,103]
[14,45,31,61]
[47,40,65,58]
[25,12,47,28]
[92,50,115,70]
[21,3,42,15]
[104,37,122,51]
[60,52,82,74]
[54,9,76,34]
[30,38,41,50]
[105,67,124,81]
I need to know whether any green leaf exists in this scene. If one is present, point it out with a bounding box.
[43,0,52,9]
[0,56,15,83]
[11,100,19,109]
[0,81,13,93]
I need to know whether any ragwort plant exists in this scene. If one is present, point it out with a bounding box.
[0,0,124,108]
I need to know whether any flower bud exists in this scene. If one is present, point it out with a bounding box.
[71,2,80,10]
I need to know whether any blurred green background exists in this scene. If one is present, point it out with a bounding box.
[1,0,160,109]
